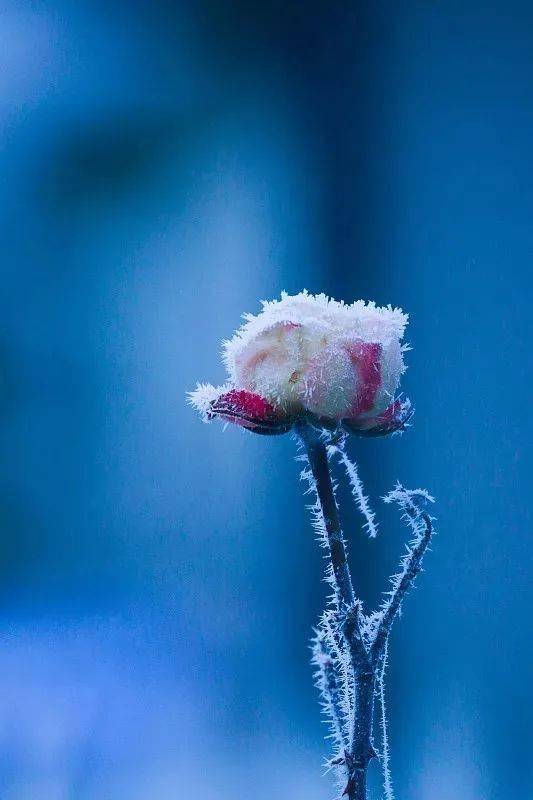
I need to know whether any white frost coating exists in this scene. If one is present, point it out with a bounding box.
[222,291,408,419]
[383,485,435,506]
[187,382,228,421]
[379,639,395,800]
[334,446,378,538]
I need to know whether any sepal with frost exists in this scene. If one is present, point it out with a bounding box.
[188,291,411,437]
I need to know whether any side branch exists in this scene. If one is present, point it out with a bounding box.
[312,634,348,752]
[371,486,435,660]
[332,445,378,539]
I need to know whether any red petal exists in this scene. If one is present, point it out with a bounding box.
[344,398,413,438]
[208,389,293,435]
[346,341,382,416]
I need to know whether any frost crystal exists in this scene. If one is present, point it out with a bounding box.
[188,382,228,422]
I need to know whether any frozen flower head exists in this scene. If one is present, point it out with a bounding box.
[189,291,412,436]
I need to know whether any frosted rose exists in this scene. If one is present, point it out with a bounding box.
[189,291,412,436]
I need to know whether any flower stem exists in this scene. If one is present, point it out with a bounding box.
[298,424,355,609]
[299,427,435,800]
[298,424,373,800]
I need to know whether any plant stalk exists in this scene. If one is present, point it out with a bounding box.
[299,424,434,800]
[299,423,374,800]
[299,424,355,609]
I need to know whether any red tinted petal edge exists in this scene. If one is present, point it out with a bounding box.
[208,389,294,435]
[343,398,413,438]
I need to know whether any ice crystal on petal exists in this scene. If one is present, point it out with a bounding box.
[187,383,228,422]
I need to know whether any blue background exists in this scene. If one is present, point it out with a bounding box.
[1,1,532,797]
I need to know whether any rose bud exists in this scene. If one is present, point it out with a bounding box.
[189,291,410,436]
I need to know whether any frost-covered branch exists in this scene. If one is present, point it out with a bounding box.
[371,485,435,661]
[332,444,378,539]
[377,639,394,800]
[298,430,435,800]
[312,633,348,754]
[298,424,380,800]
[298,424,355,610]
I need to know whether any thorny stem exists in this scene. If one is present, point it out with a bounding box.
[299,423,373,800]
[371,499,433,663]
[378,639,394,800]
[313,634,347,750]
[343,607,377,798]
[298,423,355,609]
[298,423,434,800]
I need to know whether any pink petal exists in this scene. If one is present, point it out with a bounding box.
[346,341,382,416]
[208,389,294,435]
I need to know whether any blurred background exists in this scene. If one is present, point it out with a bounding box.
[1,1,532,797]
